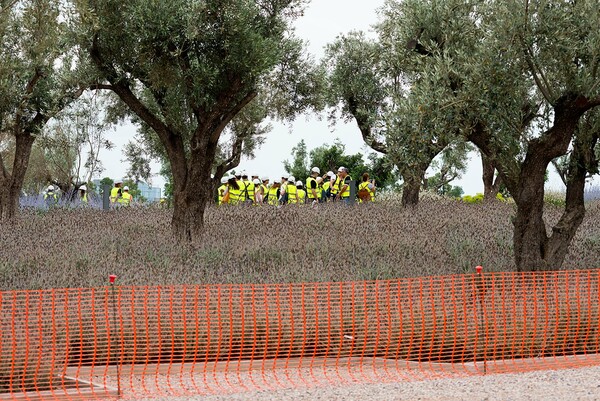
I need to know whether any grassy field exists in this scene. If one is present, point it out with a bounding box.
[2,195,600,290]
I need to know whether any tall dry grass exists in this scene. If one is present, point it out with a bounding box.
[1,196,600,290]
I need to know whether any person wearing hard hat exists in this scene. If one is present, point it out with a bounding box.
[110,180,123,204]
[267,178,281,206]
[217,176,228,206]
[44,185,58,207]
[316,176,325,203]
[260,176,270,204]
[79,184,88,203]
[296,181,306,204]
[306,167,320,204]
[286,175,298,204]
[337,166,352,204]
[240,172,254,204]
[329,170,341,201]
[279,176,288,205]
[118,186,133,206]
[322,172,333,201]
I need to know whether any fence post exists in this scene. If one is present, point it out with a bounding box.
[475,265,487,375]
[103,185,111,210]
[349,180,356,205]
[109,274,121,397]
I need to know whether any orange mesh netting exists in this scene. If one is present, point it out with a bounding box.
[0,270,599,400]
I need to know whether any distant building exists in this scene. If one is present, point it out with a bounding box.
[137,182,161,202]
[91,180,162,202]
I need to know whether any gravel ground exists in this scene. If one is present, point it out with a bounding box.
[123,365,600,401]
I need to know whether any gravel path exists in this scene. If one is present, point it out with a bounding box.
[130,365,600,401]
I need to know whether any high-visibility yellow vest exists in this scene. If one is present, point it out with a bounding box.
[267,186,279,205]
[260,184,268,201]
[331,176,341,195]
[358,181,375,202]
[110,187,121,203]
[339,176,352,198]
[306,177,318,199]
[237,180,246,201]
[287,184,298,204]
[228,186,242,205]
[218,184,227,205]
[119,192,132,205]
[298,188,306,203]
[81,192,88,203]
[244,180,254,202]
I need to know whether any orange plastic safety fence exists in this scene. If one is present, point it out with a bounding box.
[0,270,599,400]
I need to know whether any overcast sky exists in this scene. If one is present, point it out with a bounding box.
[98,0,566,195]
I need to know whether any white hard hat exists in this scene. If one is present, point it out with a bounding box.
[115,180,123,185]
[252,173,259,177]
[316,177,323,184]
[296,181,303,187]
[261,176,269,181]
[338,166,346,172]
[288,175,295,183]
[327,171,334,177]
[123,186,129,191]
[253,178,261,185]
[311,167,320,174]
[241,171,248,177]
[47,185,54,191]
[221,176,228,184]
[80,185,87,191]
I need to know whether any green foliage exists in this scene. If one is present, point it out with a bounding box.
[283,139,310,182]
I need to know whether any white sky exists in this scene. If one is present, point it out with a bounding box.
[97,0,566,195]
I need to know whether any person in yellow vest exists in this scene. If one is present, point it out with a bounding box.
[322,172,333,202]
[296,181,306,204]
[242,173,254,204]
[357,172,376,203]
[118,186,133,206]
[217,176,228,206]
[330,170,341,201]
[306,167,320,205]
[78,184,88,204]
[110,180,123,204]
[44,185,58,207]
[315,176,325,203]
[267,179,280,206]
[286,175,298,204]
[260,176,269,204]
[337,166,352,204]
[224,177,242,205]
[279,176,288,204]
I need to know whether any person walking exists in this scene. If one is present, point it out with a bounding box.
[217,176,228,206]
[110,180,123,204]
[224,177,242,205]
[267,178,281,206]
[78,185,89,204]
[44,185,58,207]
[260,176,270,204]
[286,175,298,204]
[119,186,133,206]
[306,167,320,205]
[357,173,376,203]
[296,181,306,204]
[337,167,352,204]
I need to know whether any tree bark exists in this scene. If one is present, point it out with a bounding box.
[401,175,421,207]
[481,152,502,202]
[0,132,36,220]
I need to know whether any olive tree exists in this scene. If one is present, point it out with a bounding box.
[76,0,313,240]
[324,29,468,206]
[0,0,83,218]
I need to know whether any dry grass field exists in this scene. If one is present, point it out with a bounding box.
[2,195,600,290]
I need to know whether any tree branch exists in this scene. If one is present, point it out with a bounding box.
[209,90,258,145]
[347,95,388,154]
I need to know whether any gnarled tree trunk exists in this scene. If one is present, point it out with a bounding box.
[481,152,502,202]
[0,132,36,220]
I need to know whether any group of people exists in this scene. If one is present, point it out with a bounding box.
[43,184,88,205]
[110,180,134,206]
[217,166,376,206]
